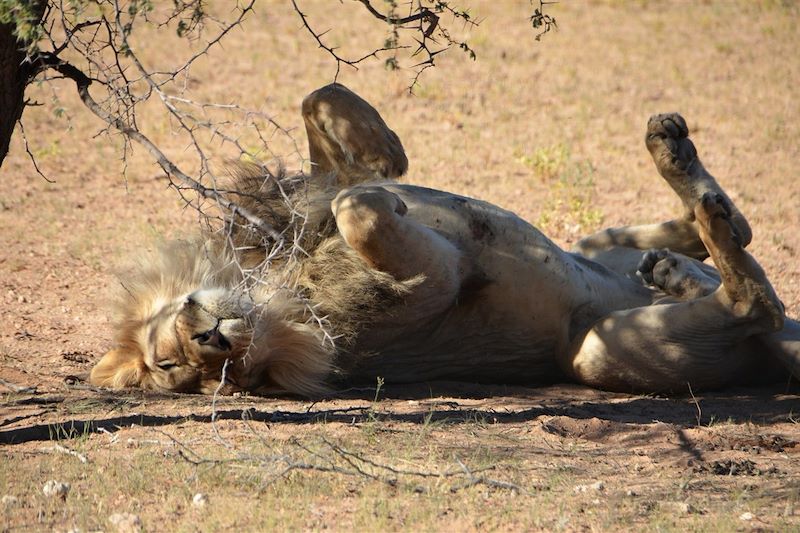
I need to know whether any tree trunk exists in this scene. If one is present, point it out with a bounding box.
[0,1,47,169]
[0,20,29,168]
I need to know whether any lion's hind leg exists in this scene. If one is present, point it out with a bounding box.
[644,112,753,252]
[694,192,783,331]
[575,112,752,277]
[563,193,784,393]
[302,84,408,185]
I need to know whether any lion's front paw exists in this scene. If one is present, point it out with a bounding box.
[646,113,698,178]
[332,187,408,220]
[637,248,671,287]
[637,248,717,299]
[647,113,688,140]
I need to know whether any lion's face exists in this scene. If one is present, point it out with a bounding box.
[91,287,256,393]
[148,288,256,390]
[91,240,337,397]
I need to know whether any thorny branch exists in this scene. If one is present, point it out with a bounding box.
[17,1,293,243]
[290,0,401,81]
[291,0,556,90]
[34,51,282,241]
[291,0,479,89]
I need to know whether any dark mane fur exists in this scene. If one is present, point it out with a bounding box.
[218,164,421,348]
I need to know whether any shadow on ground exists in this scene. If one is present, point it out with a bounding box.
[3,381,799,445]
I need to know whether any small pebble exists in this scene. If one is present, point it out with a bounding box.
[1,495,19,507]
[109,512,142,533]
[573,481,604,493]
[739,512,754,521]
[42,480,70,500]
[662,501,693,515]
[192,493,208,507]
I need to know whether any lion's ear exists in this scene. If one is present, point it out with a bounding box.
[90,349,151,389]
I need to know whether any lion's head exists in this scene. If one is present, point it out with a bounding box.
[90,240,336,396]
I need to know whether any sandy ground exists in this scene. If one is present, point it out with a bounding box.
[2,1,800,530]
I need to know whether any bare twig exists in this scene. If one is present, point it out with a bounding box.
[0,378,37,394]
[16,120,53,183]
[290,0,398,81]
[164,425,520,494]
[356,0,439,31]
[687,382,702,426]
[452,457,524,493]
[210,358,234,449]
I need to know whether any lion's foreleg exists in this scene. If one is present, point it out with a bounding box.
[332,186,463,287]
[573,219,708,278]
[574,219,706,261]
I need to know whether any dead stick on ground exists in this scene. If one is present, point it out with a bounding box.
[452,457,524,494]
[41,444,89,464]
[210,359,234,450]
[0,378,36,394]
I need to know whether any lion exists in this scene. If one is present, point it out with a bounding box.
[90,83,800,396]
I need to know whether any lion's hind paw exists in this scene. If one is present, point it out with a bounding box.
[695,192,743,248]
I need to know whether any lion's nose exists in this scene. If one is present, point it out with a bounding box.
[192,324,232,351]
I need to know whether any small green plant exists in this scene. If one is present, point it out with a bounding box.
[361,376,386,441]
[372,376,385,404]
[516,143,570,181]
[32,139,61,159]
[531,151,604,236]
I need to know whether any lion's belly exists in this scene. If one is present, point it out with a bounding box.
[341,289,570,386]
[344,330,564,385]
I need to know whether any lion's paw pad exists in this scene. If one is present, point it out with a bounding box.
[646,113,698,174]
[698,192,731,219]
[637,248,715,299]
[647,113,689,141]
